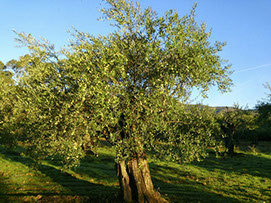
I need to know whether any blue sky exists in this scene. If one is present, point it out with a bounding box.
[1,0,271,108]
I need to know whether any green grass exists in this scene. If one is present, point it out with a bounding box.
[0,142,271,202]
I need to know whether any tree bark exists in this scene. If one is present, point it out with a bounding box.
[116,156,167,203]
[225,132,234,156]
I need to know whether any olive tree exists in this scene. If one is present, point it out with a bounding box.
[0,58,27,147]
[255,83,271,140]
[217,106,246,155]
[0,60,16,146]
[15,0,232,202]
[256,83,271,124]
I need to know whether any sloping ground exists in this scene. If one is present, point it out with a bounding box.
[0,143,271,202]
[0,147,118,202]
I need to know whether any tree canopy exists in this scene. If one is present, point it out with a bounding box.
[14,0,231,164]
[6,0,232,202]
[253,83,271,141]
[0,60,16,145]
[256,83,271,124]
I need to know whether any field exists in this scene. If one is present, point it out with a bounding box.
[0,142,271,202]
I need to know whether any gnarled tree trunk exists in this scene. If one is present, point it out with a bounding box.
[116,155,167,203]
[225,132,235,156]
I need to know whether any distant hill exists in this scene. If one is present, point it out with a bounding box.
[211,106,255,113]
[213,106,235,113]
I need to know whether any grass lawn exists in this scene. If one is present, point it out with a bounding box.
[0,142,270,202]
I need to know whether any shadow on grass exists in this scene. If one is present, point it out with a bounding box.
[4,144,268,202]
[149,164,239,203]
[0,148,119,202]
[191,152,271,180]
[74,152,117,185]
[0,175,11,202]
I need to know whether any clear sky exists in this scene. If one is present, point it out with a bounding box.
[1,0,270,108]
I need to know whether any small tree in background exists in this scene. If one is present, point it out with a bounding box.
[217,105,259,155]
[217,106,243,155]
[255,83,271,141]
[0,58,28,148]
[256,83,271,124]
[0,60,16,146]
[13,0,232,202]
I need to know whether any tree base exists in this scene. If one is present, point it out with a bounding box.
[116,157,167,203]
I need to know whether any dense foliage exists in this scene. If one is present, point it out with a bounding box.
[0,60,16,146]
[0,58,29,148]
[10,0,231,167]
[217,106,259,155]
[1,0,234,201]
[254,83,271,141]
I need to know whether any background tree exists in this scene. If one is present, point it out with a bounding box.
[0,58,27,148]
[256,83,271,123]
[14,0,232,202]
[216,105,258,155]
[240,113,259,144]
[217,107,240,155]
[0,60,16,146]
[254,83,271,141]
